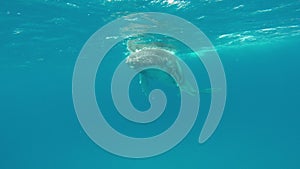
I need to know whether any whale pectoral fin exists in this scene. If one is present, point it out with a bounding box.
[139,73,150,96]
[180,80,222,96]
[180,81,198,96]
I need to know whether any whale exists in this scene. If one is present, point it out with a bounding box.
[125,47,198,96]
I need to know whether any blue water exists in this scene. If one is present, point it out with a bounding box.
[1,0,300,168]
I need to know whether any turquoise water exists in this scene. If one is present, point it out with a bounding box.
[1,0,300,168]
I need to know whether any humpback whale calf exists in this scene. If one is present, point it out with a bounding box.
[125,40,198,96]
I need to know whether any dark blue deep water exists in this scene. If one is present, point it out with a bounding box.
[1,0,300,168]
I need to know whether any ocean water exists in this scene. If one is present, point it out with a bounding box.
[1,0,300,168]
